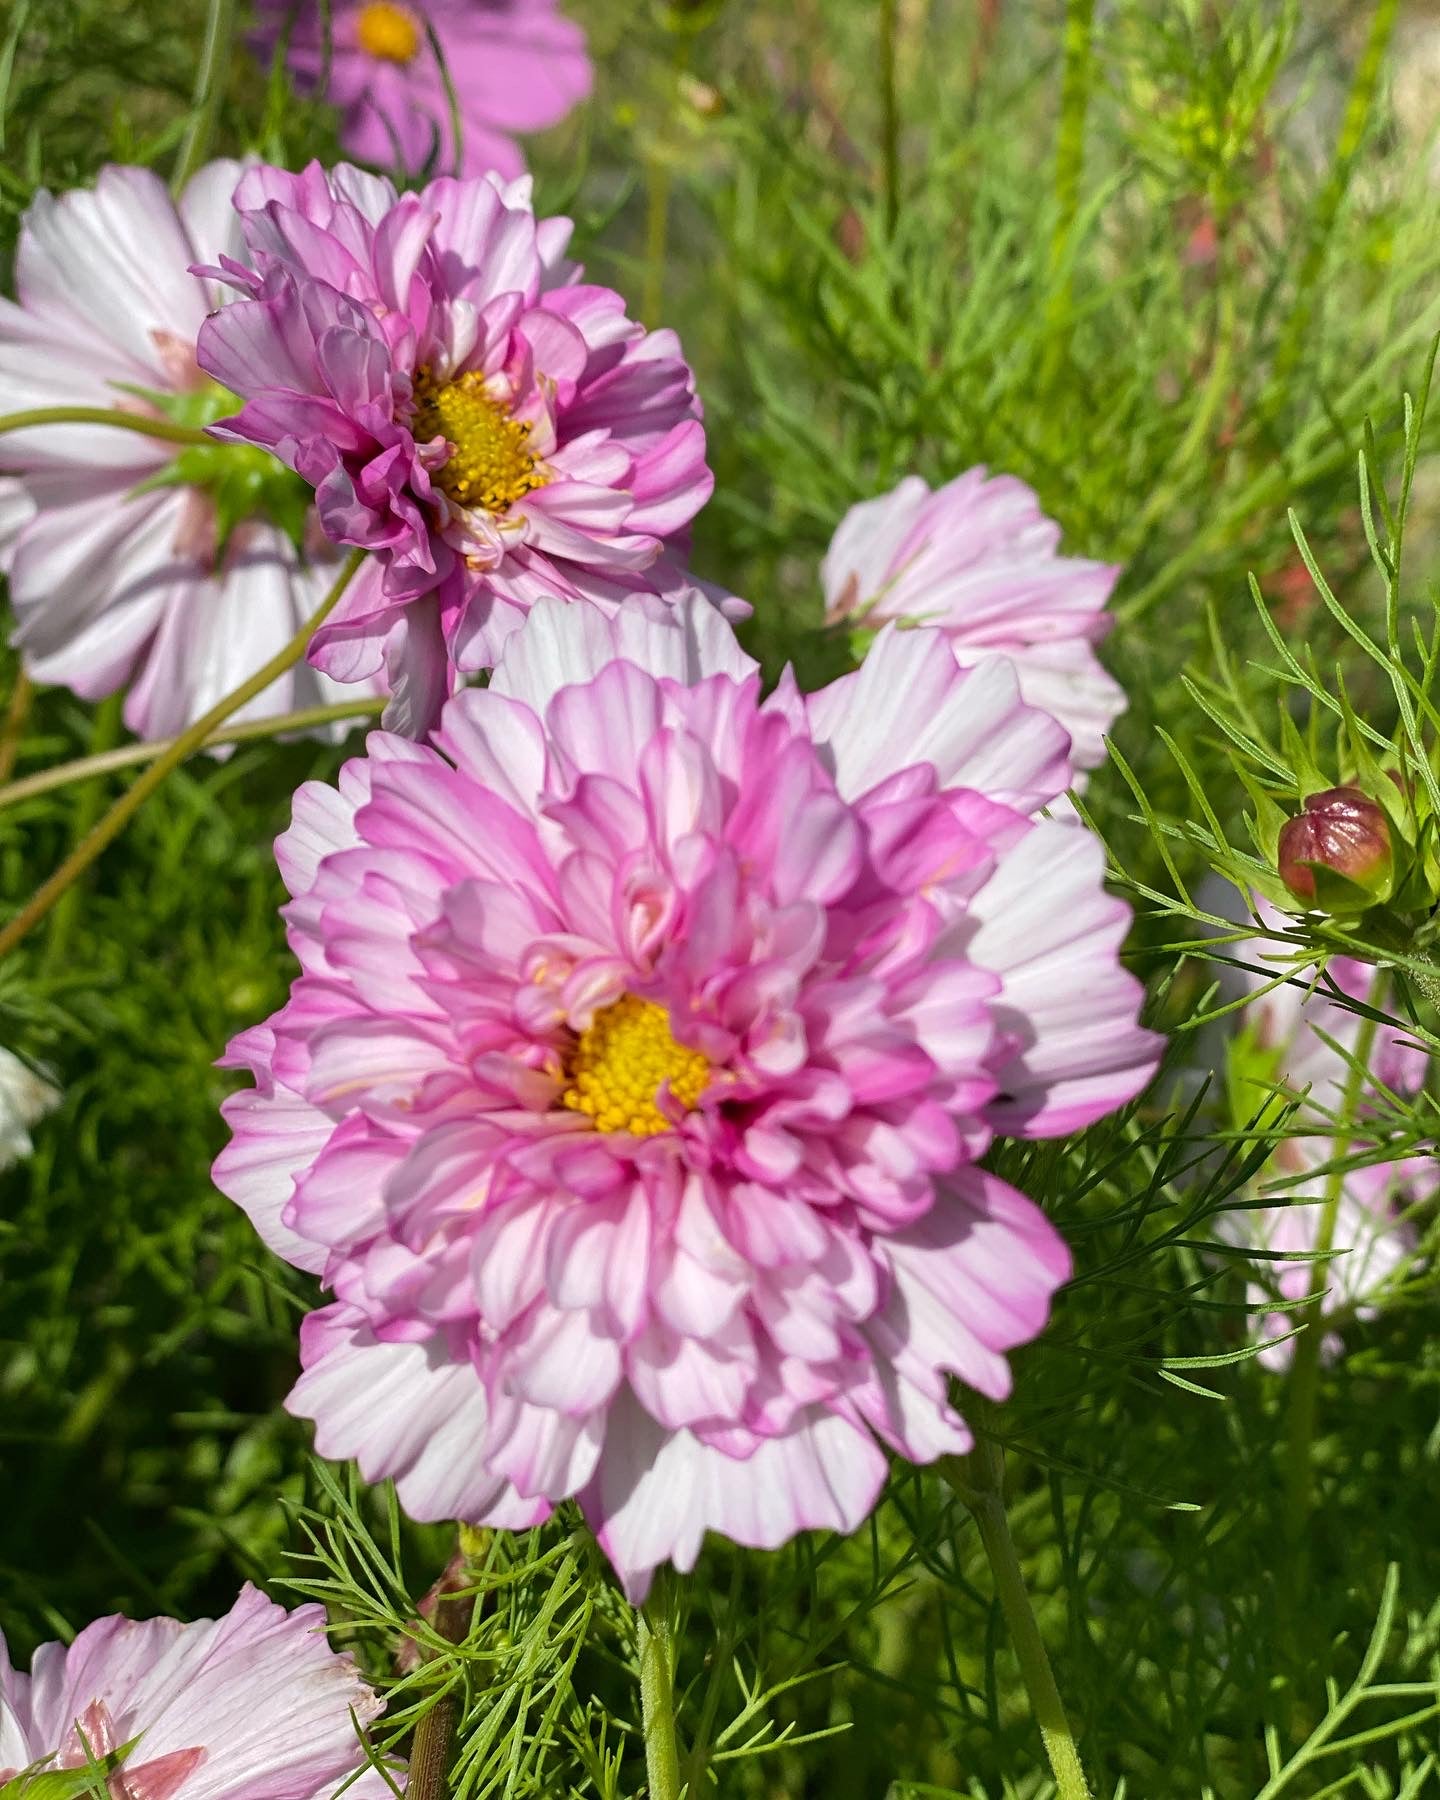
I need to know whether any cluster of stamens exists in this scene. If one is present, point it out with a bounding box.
[412,367,548,514]
[355,1,423,63]
[562,996,711,1137]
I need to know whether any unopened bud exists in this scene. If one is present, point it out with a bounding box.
[1277,786,1392,905]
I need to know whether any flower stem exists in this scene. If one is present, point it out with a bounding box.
[636,1588,683,1800]
[879,0,901,236]
[404,1536,482,1800]
[0,668,32,786]
[0,697,385,813]
[173,0,237,192]
[1282,985,1383,1534]
[0,406,213,447]
[0,549,364,961]
[944,1439,1092,1800]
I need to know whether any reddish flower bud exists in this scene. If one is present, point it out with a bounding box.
[1277,786,1392,904]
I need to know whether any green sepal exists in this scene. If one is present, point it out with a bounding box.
[110,378,240,432]
[129,443,312,561]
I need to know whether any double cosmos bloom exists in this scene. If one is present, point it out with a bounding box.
[215,595,1160,1598]
[197,162,726,732]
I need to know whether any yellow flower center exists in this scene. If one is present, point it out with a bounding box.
[356,1,423,63]
[562,996,710,1137]
[413,368,548,514]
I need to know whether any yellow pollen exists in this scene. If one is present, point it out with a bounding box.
[356,1,423,63]
[562,996,710,1137]
[413,368,548,514]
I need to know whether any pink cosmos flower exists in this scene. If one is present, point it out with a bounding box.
[0,163,383,743]
[1218,907,1436,1368]
[215,594,1160,1598]
[821,470,1126,772]
[0,1584,394,1800]
[196,162,722,736]
[253,1,591,181]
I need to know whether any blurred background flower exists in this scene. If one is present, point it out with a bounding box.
[253,0,591,178]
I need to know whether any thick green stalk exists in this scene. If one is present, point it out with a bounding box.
[636,1595,682,1800]
[0,407,212,447]
[0,551,364,962]
[945,1441,1092,1800]
[0,697,385,812]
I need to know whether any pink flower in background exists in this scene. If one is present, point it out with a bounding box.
[197,162,722,735]
[214,593,1160,1598]
[1218,905,1436,1368]
[253,1,591,180]
[0,163,383,743]
[821,470,1125,773]
[0,1584,394,1800]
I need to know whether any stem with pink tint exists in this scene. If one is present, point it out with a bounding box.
[0,405,213,446]
[0,696,385,812]
[636,1582,683,1800]
[945,1438,1093,1800]
[0,549,365,962]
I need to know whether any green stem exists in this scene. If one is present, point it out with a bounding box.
[879,0,900,236]
[0,407,212,447]
[173,0,237,192]
[1269,0,1397,396]
[42,693,122,972]
[404,1538,480,1800]
[1049,0,1096,276]
[641,20,693,327]
[0,697,385,812]
[405,1693,457,1800]
[944,1441,1092,1800]
[1282,983,1384,1533]
[0,550,364,961]
[641,153,673,330]
[1039,0,1096,387]
[636,1595,683,1800]
[0,668,32,786]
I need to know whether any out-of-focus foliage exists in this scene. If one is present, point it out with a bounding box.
[3,1,1440,1795]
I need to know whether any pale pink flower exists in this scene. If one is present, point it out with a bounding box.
[215,594,1160,1599]
[821,470,1125,772]
[0,1584,393,1800]
[1217,905,1436,1367]
[197,163,724,735]
[0,163,382,742]
[253,0,591,180]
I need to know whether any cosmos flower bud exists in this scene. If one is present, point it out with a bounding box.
[1277,786,1392,905]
